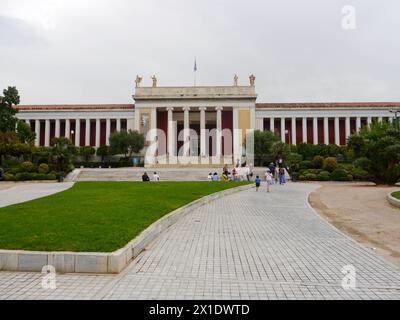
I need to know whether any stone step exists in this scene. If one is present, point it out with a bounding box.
[75,167,272,182]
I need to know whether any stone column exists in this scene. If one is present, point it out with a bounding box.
[280,118,285,143]
[106,118,111,146]
[183,107,190,157]
[65,119,70,139]
[116,118,121,132]
[270,117,274,132]
[44,119,51,147]
[258,118,264,131]
[356,117,361,132]
[302,117,307,143]
[167,107,175,159]
[367,116,372,127]
[233,108,240,164]
[35,120,41,146]
[127,117,134,131]
[378,116,383,123]
[55,119,60,138]
[95,119,101,148]
[334,117,340,145]
[75,119,81,146]
[291,117,296,145]
[345,117,351,139]
[215,107,223,159]
[85,118,91,146]
[324,117,329,145]
[199,107,206,158]
[313,117,318,145]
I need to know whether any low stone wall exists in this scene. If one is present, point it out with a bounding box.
[0,184,253,274]
[387,192,400,208]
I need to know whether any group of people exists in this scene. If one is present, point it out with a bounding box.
[207,164,254,182]
[255,161,287,193]
[142,171,160,182]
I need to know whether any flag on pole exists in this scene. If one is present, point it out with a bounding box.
[194,57,197,86]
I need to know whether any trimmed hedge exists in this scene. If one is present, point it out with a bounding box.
[14,172,57,181]
[331,169,353,181]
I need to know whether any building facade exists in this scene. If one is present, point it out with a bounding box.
[15,81,400,166]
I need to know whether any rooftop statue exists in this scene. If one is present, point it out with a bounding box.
[151,75,157,87]
[234,74,238,86]
[249,74,256,86]
[135,75,142,88]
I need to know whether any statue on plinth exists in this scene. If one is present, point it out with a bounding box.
[135,75,142,88]
[151,75,157,87]
[249,74,256,86]
[234,74,238,86]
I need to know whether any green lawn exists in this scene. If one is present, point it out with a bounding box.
[0,181,249,252]
[391,191,400,200]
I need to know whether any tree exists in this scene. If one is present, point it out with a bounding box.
[347,122,400,184]
[51,137,78,172]
[253,130,280,166]
[16,120,35,144]
[109,130,144,158]
[0,86,20,133]
[96,145,110,162]
[271,141,290,163]
[79,146,96,162]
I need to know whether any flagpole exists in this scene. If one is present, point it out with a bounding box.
[194,56,197,86]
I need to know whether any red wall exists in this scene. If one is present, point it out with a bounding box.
[157,110,168,156]
[222,110,233,156]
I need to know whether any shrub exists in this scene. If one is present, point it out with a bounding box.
[38,163,49,174]
[331,169,353,181]
[316,171,331,181]
[4,173,15,181]
[353,157,372,171]
[20,161,34,172]
[313,156,324,169]
[8,166,22,175]
[299,175,306,181]
[15,172,33,181]
[308,169,322,175]
[32,173,48,180]
[323,157,338,172]
[304,173,317,181]
[299,160,314,170]
[352,168,369,181]
[46,173,57,180]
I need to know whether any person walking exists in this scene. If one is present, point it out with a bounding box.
[246,165,251,181]
[268,162,276,184]
[265,170,273,192]
[255,175,261,192]
[278,167,286,185]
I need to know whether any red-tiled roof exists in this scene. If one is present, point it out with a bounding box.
[15,104,135,110]
[256,102,400,109]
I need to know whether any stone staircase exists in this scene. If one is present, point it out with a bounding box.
[74,167,269,182]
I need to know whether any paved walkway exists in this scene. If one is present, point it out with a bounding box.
[1,183,400,299]
[0,182,74,208]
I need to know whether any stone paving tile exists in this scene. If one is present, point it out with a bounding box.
[1,183,400,299]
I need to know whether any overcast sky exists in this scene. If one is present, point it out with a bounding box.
[0,0,399,104]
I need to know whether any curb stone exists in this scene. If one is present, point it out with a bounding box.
[0,183,253,274]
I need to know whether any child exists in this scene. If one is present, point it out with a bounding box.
[255,175,261,192]
[265,170,273,192]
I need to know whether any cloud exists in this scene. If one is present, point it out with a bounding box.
[0,15,45,46]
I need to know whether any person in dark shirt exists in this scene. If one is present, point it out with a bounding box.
[142,172,150,182]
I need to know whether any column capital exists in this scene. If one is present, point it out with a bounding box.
[215,106,223,111]
[166,107,174,112]
[198,107,207,111]
[182,107,190,112]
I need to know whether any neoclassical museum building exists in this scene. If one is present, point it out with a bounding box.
[15,76,400,165]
